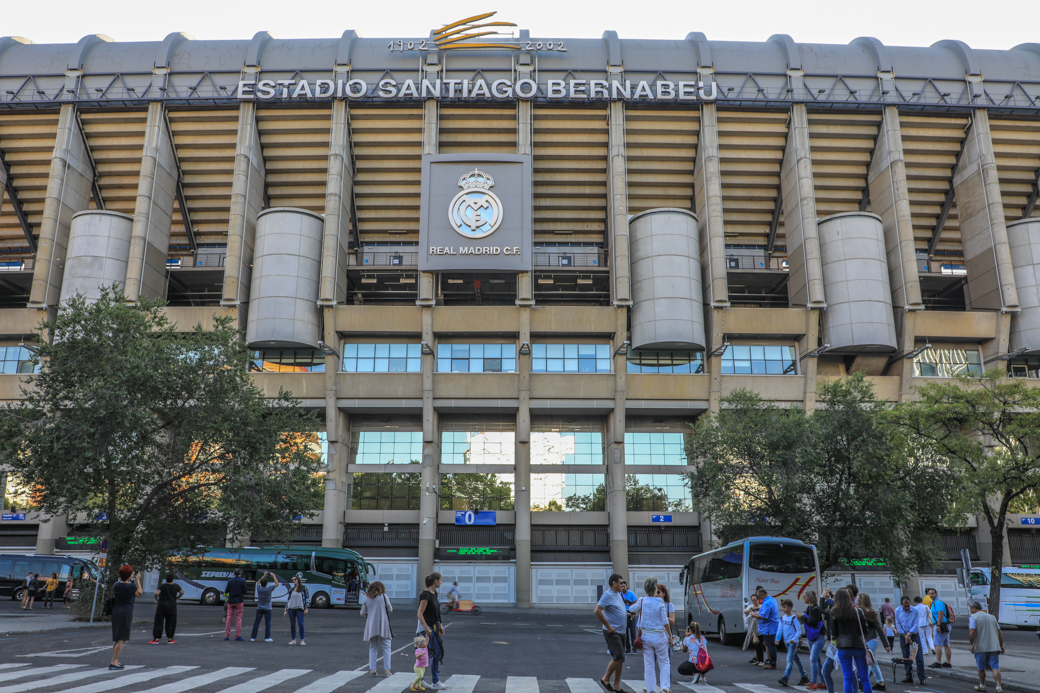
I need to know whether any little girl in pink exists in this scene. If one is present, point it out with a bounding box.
[411,635,429,691]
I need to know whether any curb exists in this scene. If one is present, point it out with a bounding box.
[931,666,1040,693]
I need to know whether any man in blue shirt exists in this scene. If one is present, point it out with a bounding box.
[927,588,952,669]
[621,580,638,654]
[895,596,927,684]
[223,568,247,642]
[753,586,780,669]
[594,573,628,692]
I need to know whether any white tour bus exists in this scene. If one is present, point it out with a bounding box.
[680,536,821,645]
[969,566,1040,627]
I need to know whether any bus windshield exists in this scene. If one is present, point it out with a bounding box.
[749,544,816,573]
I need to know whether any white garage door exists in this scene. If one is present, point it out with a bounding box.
[629,568,682,602]
[533,567,609,604]
[369,561,417,600]
[436,564,514,603]
[920,577,969,615]
[856,574,902,611]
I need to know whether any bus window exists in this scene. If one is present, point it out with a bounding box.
[278,554,310,572]
[72,564,83,579]
[313,556,346,584]
[0,558,12,579]
[249,553,279,571]
[749,544,815,573]
[704,550,743,582]
[1002,573,1040,588]
[693,557,709,584]
[970,571,989,586]
[58,563,72,580]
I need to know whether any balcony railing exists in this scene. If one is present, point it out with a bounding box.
[918,258,966,276]
[349,251,420,268]
[168,251,227,268]
[533,249,606,268]
[725,254,788,271]
[0,257,33,272]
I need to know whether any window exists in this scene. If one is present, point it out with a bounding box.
[350,431,423,465]
[441,431,515,465]
[249,350,325,373]
[531,344,611,373]
[440,473,515,510]
[313,556,347,584]
[351,472,421,510]
[721,345,797,375]
[625,432,690,466]
[1007,357,1040,378]
[970,571,989,587]
[342,344,421,373]
[627,351,703,374]
[278,554,311,572]
[914,348,983,378]
[532,432,602,465]
[626,474,693,511]
[0,346,38,374]
[437,344,516,373]
[748,544,816,573]
[702,548,744,582]
[530,473,603,511]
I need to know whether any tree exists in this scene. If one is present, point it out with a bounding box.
[890,369,1040,619]
[689,374,959,579]
[0,288,324,576]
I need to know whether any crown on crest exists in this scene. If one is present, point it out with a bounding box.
[458,168,494,190]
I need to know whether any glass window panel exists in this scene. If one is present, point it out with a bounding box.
[343,344,358,358]
[407,344,421,358]
[564,344,578,358]
[2,360,15,374]
[547,358,564,372]
[437,359,450,372]
[764,345,782,360]
[485,358,502,373]
[356,358,373,372]
[407,358,421,372]
[596,344,610,359]
[483,344,500,358]
[765,360,783,375]
[734,360,752,374]
[564,358,579,373]
[750,345,765,360]
[374,357,389,372]
[470,344,484,359]
[374,344,390,357]
[597,358,611,373]
[578,344,596,357]
[388,358,406,373]
[578,358,596,373]
[502,359,516,373]
[547,344,564,358]
[533,344,546,358]
[721,361,734,374]
[358,344,375,357]
[533,358,547,372]
[389,344,407,358]
[438,344,450,359]
[452,345,469,357]
[751,360,767,374]
[732,345,751,359]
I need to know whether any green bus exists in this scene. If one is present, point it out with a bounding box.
[168,546,373,609]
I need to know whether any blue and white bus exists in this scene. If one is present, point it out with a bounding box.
[969,567,1040,627]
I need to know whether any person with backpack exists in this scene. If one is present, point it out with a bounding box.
[778,598,809,687]
[679,622,712,684]
[926,588,954,668]
[802,590,827,690]
[361,580,393,676]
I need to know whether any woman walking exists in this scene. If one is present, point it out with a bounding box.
[858,593,891,690]
[110,565,143,670]
[802,590,827,690]
[361,581,393,676]
[828,588,887,693]
[62,577,73,610]
[745,594,763,664]
[283,575,309,646]
[628,577,672,693]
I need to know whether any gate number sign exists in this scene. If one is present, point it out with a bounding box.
[455,510,497,526]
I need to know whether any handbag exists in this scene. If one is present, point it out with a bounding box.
[632,598,643,650]
[102,597,114,617]
[383,594,394,638]
[856,610,876,667]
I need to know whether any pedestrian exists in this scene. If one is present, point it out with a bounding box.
[778,598,808,686]
[621,580,638,655]
[895,596,927,685]
[926,588,953,669]
[879,598,896,625]
[250,570,279,643]
[223,568,247,641]
[883,617,895,651]
[283,575,309,646]
[109,565,143,670]
[628,577,671,693]
[657,584,677,647]
[362,580,393,676]
[745,594,763,664]
[445,581,460,609]
[594,573,628,693]
[62,577,73,610]
[44,572,58,608]
[822,589,835,609]
[752,586,780,669]
[417,572,445,689]
[27,573,40,610]
[150,573,183,644]
[20,571,32,609]
[411,634,429,692]
[857,593,890,690]
[912,596,933,656]
[802,590,827,690]
[968,601,1005,693]
[679,622,710,683]
[829,588,886,693]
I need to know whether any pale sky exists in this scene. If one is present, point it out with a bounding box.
[3,0,1037,51]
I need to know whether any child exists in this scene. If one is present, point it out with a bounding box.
[411,634,429,691]
[679,622,711,684]
[884,616,896,650]
[778,599,809,687]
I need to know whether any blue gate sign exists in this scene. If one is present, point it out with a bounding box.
[455,510,497,526]
[1022,517,1040,525]
[651,515,673,523]
[1,513,26,521]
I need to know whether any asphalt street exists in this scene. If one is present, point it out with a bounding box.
[0,598,1035,693]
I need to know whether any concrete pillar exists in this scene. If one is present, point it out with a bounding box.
[30,104,94,308]
[319,97,353,306]
[781,104,827,309]
[695,103,729,311]
[867,106,923,311]
[222,102,265,307]
[35,515,68,555]
[125,102,177,301]
[608,99,632,305]
[516,77,534,308]
[418,306,438,584]
[801,308,821,409]
[417,63,439,309]
[515,307,532,607]
[707,306,726,413]
[59,210,134,304]
[954,110,1019,313]
[322,308,348,548]
[1007,218,1040,353]
[607,307,629,577]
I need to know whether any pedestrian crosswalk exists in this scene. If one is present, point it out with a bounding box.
[0,666,870,693]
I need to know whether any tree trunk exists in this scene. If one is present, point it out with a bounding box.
[988,521,1004,621]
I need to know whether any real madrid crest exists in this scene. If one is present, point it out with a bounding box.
[448,169,504,239]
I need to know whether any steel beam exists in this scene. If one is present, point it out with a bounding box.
[162,109,197,252]
[75,110,104,210]
[0,149,36,252]
[927,123,972,258]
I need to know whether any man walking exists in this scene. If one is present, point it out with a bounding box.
[879,597,896,622]
[895,596,926,685]
[927,589,952,669]
[912,596,934,656]
[251,571,279,642]
[150,574,183,644]
[969,601,1004,693]
[594,573,628,692]
[223,568,247,641]
[752,587,780,669]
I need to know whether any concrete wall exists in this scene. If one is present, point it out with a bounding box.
[59,210,133,304]
[1007,218,1040,354]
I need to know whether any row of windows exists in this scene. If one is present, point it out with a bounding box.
[720,345,798,375]
[436,344,517,373]
[913,348,984,378]
[0,346,38,374]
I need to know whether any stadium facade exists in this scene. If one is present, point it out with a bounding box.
[0,20,1039,607]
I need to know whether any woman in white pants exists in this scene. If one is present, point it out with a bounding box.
[361,581,393,676]
[629,577,671,693]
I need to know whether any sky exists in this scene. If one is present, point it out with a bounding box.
[2,0,1037,51]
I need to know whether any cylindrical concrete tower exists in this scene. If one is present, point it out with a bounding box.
[818,211,898,352]
[628,208,705,351]
[246,207,324,350]
[1007,218,1040,354]
[60,210,134,304]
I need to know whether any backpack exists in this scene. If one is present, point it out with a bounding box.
[945,602,956,625]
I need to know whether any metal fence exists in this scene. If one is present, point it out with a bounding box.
[344,524,419,547]
[437,524,515,547]
[531,525,609,551]
[725,254,788,271]
[627,526,702,553]
[1009,531,1040,565]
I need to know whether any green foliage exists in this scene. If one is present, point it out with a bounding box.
[567,475,685,512]
[688,373,958,579]
[0,288,324,575]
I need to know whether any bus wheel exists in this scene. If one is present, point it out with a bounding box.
[13,586,24,602]
[201,588,221,606]
[718,616,738,646]
[312,591,330,609]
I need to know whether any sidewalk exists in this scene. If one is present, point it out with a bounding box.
[925,645,1040,693]
[0,612,107,634]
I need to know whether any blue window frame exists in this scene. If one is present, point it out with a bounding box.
[627,351,703,374]
[343,344,421,373]
[531,344,611,373]
[720,345,797,375]
[0,346,38,374]
[436,344,516,373]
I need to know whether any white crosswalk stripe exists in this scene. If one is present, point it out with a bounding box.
[0,664,30,670]
[291,670,366,693]
[677,682,727,693]
[622,680,645,692]
[445,674,481,693]
[363,671,415,693]
[567,678,606,693]
[0,666,142,693]
[214,668,310,693]
[131,667,255,693]
[734,684,788,693]
[0,665,84,682]
[506,676,539,693]
[56,666,199,693]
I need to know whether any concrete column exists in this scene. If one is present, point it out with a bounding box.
[319,97,353,306]
[608,99,632,305]
[30,104,93,308]
[801,309,821,409]
[60,211,133,304]
[516,79,535,307]
[695,103,729,311]
[125,102,177,301]
[954,110,1019,313]
[607,307,629,577]
[781,104,826,308]
[867,106,923,310]
[322,307,348,548]
[222,102,265,307]
[35,515,68,555]
[417,307,438,584]
[417,64,439,308]
[515,307,532,607]
[707,306,726,413]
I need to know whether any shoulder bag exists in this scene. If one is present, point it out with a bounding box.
[632,597,643,650]
[383,594,394,638]
[855,609,876,667]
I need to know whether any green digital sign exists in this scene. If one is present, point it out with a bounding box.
[850,558,886,567]
[441,547,510,559]
[63,537,100,546]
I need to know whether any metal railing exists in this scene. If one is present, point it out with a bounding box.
[1009,531,1040,565]
[0,258,32,272]
[725,254,788,271]
[627,526,702,552]
[937,531,980,561]
[533,249,606,268]
[344,524,419,547]
[531,525,608,550]
[349,251,420,268]
[437,525,515,547]
[168,252,227,268]
[918,258,966,275]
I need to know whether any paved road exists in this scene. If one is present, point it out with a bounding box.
[0,599,1034,693]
